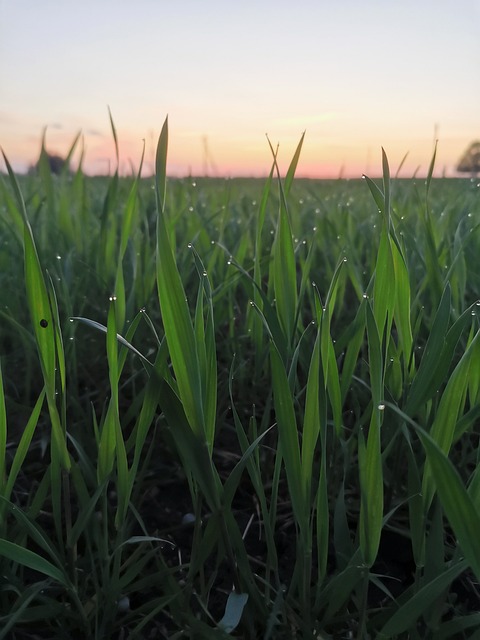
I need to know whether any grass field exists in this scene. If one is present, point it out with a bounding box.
[1,120,480,639]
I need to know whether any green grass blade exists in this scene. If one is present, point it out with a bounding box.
[379,560,467,637]
[0,539,68,585]
[270,341,304,528]
[155,117,205,437]
[359,303,384,566]
[422,329,479,508]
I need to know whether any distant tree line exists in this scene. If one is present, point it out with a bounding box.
[457,141,480,175]
[28,152,69,176]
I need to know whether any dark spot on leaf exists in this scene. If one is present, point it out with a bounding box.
[40,319,48,328]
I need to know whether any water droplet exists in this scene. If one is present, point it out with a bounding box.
[69,318,74,323]
[343,257,347,263]
[109,295,117,302]
[378,403,385,411]
[188,206,194,212]
[202,270,207,277]
[362,293,368,299]
[140,307,146,313]
[56,255,62,260]
[187,243,192,249]
[182,512,196,525]
[211,240,215,245]
[313,226,317,231]
[468,212,473,218]
[472,310,476,316]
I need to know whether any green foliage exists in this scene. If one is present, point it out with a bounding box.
[1,121,480,638]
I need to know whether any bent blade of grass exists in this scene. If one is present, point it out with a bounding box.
[387,402,480,581]
[155,117,205,437]
[0,539,67,585]
[421,433,480,580]
[3,390,45,502]
[379,559,467,637]
[422,329,480,509]
[405,284,451,415]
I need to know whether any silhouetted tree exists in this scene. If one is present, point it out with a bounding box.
[29,152,69,175]
[457,141,480,174]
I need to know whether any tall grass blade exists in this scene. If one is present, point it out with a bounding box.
[155,117,205,437]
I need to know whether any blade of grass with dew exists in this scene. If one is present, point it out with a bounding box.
[359,302,384,567]
[155,117,205,438]
[373,221,395,341]
[97,298,120,483]
[422,329,480,510]
[114,142,145,331]
[190,245,217,450]
[268,135,302,351]
[1,150,70,471]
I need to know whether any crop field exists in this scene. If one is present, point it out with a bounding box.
[1,119,480,639]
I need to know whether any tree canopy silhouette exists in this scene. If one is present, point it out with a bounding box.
[29,152,69,176]
[457,141,480,174]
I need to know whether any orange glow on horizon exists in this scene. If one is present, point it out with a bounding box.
[0,124,475,181]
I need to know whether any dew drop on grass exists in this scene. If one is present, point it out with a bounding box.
[202,270,207,277]
[56,255,61,260]
[343,257,347,263]
[378,403,385,411]
[362,293,368,299]
[109,295,117,302]
[187,243,192,249]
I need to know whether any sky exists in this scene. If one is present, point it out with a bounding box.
[1,0,479,178]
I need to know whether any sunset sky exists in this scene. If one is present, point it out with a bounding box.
[1,0,479,178]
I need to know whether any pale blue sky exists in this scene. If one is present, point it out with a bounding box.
[1,0,479,177]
